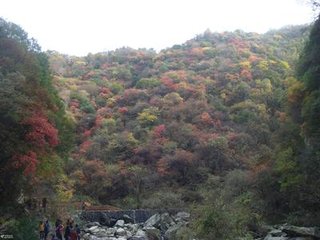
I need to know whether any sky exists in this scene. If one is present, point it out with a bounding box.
[1,0,315,56]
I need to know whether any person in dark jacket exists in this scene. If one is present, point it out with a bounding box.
[44,220,50,240]
[75,224,81,240]
[64,219,71,240]
[55,222,63,240]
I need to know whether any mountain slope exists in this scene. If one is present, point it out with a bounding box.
[48,26,309,210]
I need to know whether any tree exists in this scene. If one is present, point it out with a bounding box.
[0,18,74,213]
[81,160,112,199]
[136,77,161,89]
[22,111,59,148]
[297,14,320,145]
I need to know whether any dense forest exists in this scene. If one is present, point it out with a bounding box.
[0,10,320,239]
[0,18,74,238]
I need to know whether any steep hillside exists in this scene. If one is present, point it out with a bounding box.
[257,14,320,226]
[48,25,309,212]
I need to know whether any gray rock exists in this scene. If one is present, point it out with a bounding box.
[125,223,139,234]
[115,219,125,227]
[88,236,117,240]
[282,225,320,238]
[159,213,175,231]
[123,214,135,224]
[110,218,117,226]
[269,229,287,237]
[127,230,134,238]
[106,227,117,236]
[99,213,112,226]
[94,228,109,237]
[88,225,100,234]
[144,213,161,228]
[88,236,100,240]
[134,229,148,238]
[165,222,187,240]
[144,226,161,240]
[175,212,190,222]
[128,237,148,240]
[116,227,127,237]
[263,235,289,240]
[86,222,102,228]
[82,233,91,240]
[117,238,128,240]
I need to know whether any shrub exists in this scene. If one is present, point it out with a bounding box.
[194,199,255,240]
[141,190,183,209]
[7,217,38,240]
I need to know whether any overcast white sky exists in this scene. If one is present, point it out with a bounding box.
[1,0,315,56]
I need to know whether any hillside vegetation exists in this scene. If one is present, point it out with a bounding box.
[1,13,320,239]
[0,18,74,238]
[48,24,314,227]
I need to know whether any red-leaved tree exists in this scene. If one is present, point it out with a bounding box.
[12,151,38,176]
[22,111,59,147]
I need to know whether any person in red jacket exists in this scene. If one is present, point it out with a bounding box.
[69,226,78,240]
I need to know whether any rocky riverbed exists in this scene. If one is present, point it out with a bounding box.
[81,211,191,240]
[79,210,320,240]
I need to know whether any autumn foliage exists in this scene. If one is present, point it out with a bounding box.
[0,18,73,208]
[22,112,59,147]
[12,151,38,176]
[2,13,320,237]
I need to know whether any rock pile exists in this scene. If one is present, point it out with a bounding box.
[263,224,320,240]
[81,212,190,240]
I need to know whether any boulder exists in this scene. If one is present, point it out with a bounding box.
[105,227,117,236]
[125,223,139,234]
[282,225,320,238]
[88,225,100,234]
[99,213,113,226]
[144,213,161,228]
[128,237,148,240]
[85,222,102,228]
[268,229,288,237]
[88,236,100,240]
[123,214,135,224]
[134,229,148,238]
[144,226,161,240]
[263,236,289,240]
[116,227,127,237]
[115,219,125,227]
[127,230,134,238]
[164,222,187,240]
[110,218,118,226]
[88,236,117,240]
[174,212,190,222]
[159,213,175,231]
[82,233,91,240]
[94,228,109,237]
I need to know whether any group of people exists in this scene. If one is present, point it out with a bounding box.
[39,218,80,240]
[39,219,50,240]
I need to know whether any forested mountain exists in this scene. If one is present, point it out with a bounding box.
[1,13,320,239]
[47,23,315,235]
[0,18,74,237]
